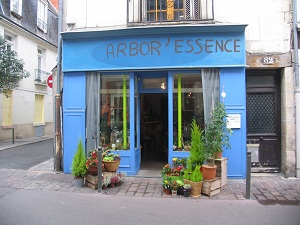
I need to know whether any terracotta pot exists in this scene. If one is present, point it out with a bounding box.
[214,151,222,159]
[201,164,217,180]
[110,183,116,188]
[165,189,171,195]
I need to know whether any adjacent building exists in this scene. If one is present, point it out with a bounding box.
[0,0,58,140]
[59,0,297,178]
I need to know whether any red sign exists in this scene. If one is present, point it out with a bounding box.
[47,75,53,89]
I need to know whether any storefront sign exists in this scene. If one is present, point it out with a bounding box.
[62,26,246,71]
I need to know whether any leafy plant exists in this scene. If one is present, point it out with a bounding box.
[71,139,87,177]
[0,35,30,95]
[190,165,203,182]
[202,102,233,161]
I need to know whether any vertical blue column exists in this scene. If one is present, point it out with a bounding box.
[220,67,246,178]
[63,72,86,174]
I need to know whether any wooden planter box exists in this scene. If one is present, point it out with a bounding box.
[86,172,117,190]
[201,177,221,197]
[215,157,228,186]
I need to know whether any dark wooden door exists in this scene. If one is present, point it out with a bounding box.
[246,70,281,172]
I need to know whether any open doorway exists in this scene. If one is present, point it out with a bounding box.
[139,93,168,173]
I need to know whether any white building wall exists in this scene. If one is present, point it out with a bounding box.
[0,19,57,140]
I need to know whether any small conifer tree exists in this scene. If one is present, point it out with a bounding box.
[188,119,206,170]
[71,139,87,177]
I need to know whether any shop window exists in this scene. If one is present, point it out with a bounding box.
[100,75,130,150]
[173,69,219,151]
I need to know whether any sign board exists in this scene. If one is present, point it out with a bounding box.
[47,75,53,89]
[227,114,241,129]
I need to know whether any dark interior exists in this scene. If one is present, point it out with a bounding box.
[140,93,168,170]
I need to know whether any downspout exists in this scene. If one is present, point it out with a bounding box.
[54,0,63,172]
[292,0,300,178]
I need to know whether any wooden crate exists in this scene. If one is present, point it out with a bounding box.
[86,172,117,190]
[86,174,98,189]
[201,177,221,197]
[215,157,228,186]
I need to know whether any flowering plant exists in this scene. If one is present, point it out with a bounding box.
[162,176,172,189]
[85,150,99,169]
[161,164,171,176]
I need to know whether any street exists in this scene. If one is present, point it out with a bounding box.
[0,139,53,170]
[0,189,299,225]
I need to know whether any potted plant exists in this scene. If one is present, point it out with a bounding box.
[86,150,99,175]
[102,150,121,172]
[187,119,206,171]
[183,183,192,197]
[102,174,111,190]
[71,139,87,187]
[183,164,203,197]
[202,102,232,180]
[161,163,172,176]
[162,176,171,195]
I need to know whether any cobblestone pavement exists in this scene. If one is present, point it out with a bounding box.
[0,165,299,201]
[1,137,299,201]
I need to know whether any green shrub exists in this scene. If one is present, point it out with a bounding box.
[190,165,203,182]
[71,139,87,177]
[188,119,205,170]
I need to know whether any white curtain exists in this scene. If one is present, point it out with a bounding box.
[86,72,100,153]
[202,68,220,122]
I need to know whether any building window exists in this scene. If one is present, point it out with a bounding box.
[100,75,130,150]
[10,0,22,17]
[34,94,44,123]
[128,0,213,23]
[35,48,48,84]
[2,91,13,126]
[4,33,15,51]
[37,0,48,33]
[172,69,219,151]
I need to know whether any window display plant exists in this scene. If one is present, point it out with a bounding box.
[202,102,232,162]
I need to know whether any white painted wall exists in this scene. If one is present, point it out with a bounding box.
[66,0,127,29]
[65,0,292,54]
[0,19,57,139]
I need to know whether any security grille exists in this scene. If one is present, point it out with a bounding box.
[184,0,200,19]
[247,93,276,134]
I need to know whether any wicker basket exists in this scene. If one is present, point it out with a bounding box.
[103,160,120,172]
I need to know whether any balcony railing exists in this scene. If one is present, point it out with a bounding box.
[35,69,50,85]
[128,0,214,24]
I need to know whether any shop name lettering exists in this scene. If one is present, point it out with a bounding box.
[106,38,241,59]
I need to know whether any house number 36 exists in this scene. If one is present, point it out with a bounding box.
[262,56,274,65]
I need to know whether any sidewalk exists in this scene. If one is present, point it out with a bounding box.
[0,136,300,202]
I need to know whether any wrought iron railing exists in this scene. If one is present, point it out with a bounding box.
[127,0,214,24]
[35,69,50,85]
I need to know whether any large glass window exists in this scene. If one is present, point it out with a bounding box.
[172,69,219,151]
[173,73,204,151]
[100,75,130,150]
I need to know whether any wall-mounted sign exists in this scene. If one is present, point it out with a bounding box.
[227,114,241,129]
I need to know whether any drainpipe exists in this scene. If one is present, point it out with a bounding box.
[54,0,63,172]
[293,0,300,178]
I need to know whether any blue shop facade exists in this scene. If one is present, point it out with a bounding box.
[61,24,247,178]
